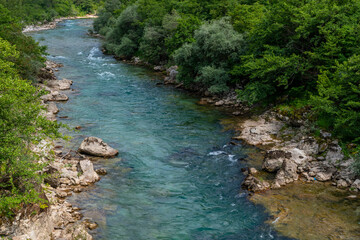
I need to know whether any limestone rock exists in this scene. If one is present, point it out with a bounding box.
[351,179,360,191]
[47,102,59,114]
[298,137,319,155]
[287,148,308,165]
[262,150,290,172]
[316,171,334,182]
[46,79,73,90]
[41,91,69,102]
[79,137,118,158]
[336,179,349,188]
[326,142,344,164]
[78,160,100,185]
[275,159,299,186]
[242,175,270,192]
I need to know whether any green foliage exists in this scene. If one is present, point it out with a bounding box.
[0,0,103,24]
[95,0,360,162]
[104,4,142,58]
[0,4,46,81]
[0,37,62,217]
[311,55,360,143]
[174,18,244,93]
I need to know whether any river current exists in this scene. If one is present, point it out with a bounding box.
[32,19,292,240]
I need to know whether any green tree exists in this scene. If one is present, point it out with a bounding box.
[174,18,244,93]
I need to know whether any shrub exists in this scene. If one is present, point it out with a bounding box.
[173,18,244,93]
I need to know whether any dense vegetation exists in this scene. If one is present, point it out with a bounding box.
[0,0,103,23]
[0,2,78,217]
[94,0,360,169]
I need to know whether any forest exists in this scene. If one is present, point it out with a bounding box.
[1,0,360,218]
[0,0,103,23]
[94,0,360,169]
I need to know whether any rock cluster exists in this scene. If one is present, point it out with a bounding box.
[240,111,360,193]
[1,60,103,240]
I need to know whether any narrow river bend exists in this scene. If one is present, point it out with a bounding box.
[32,19,292,240]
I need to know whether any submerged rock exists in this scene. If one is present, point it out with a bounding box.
[79,137,118,158]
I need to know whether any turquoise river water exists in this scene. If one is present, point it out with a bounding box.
[32,19,293,240]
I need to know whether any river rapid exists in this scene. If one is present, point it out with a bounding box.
[32,19,293,240]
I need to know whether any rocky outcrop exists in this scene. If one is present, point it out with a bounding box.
[41,91,69,102]
[1,59,99,240]
[78,160,100,185]
[238,111,359,192]
[164,66,178,84]
[242,174,270,192]
[79,137,119,158]
[262,150,291,172]
[234,116,284,146]
[46,79,73,90]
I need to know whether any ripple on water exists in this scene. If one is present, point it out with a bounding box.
[31,19,293,240]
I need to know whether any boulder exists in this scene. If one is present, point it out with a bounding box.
[79,137,118,157]
[47,102,59,114]
[78,160,100,185]
[95,168,107,175]
[41,91,69,102]
[154,66,165,72]
[242,175,270,192]
[298,137,319,155]
[287,148,308,165]
[262,150,290,172]
[164,66,178,83]
[316,171,334,182]
[351,179,360,191]
[326,141,344,164]
[275,159,299,186]
[46,79,73,90]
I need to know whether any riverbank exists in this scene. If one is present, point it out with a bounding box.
[115,55,360,240]
[22,14,97,33]
[13,18,359,239]
[0,61,102,240]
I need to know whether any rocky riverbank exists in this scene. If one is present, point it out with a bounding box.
[113,56,360,193]
[22,15,97,33]
[124,56,360,239]
[0,61,110,240]
[232,111,360,239]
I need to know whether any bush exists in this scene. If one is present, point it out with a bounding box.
[173,18,244,93]
[104,4,143,57]
[311,55,360,143]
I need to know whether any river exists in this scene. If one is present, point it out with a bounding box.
[31,19,292,240]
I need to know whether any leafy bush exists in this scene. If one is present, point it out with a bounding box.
[173,18,244,93]
[311,55,360,143]
[104,4,143,58]
[139,26,166,64]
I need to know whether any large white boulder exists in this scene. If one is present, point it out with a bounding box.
[78,137,118,158]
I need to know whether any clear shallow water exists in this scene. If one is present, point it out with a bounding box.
[32,19,293,240]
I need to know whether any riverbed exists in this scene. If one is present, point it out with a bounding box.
[31,19,294,240]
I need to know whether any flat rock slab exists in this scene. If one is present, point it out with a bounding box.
[41,91,69,102]
[79,137,118,158]
[47,79,73,90]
